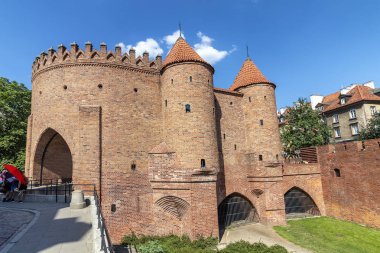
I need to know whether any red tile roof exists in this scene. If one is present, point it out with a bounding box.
[163,37,211,69]
[229,58,273,91]
[322,85,380,112]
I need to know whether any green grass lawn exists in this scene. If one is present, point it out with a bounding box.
[274,217,380,253]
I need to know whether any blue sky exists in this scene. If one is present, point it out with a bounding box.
[1,0,379,108]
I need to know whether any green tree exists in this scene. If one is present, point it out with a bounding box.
[0,77,31,170]
[281,98,330,158]
[360,112,380,140]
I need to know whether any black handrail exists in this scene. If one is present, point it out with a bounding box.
[24,179,114,252]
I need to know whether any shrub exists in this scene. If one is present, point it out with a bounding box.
[220,240,288,253]
[137,240,165,253]
[122,234,287,253]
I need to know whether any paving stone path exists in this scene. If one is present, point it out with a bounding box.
[0,208,34,249]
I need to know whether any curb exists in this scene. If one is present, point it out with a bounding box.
[0,207,40,253]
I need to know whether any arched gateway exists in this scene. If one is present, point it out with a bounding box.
[284,187,320,219]
[33,128,72,184]
[218,193,259,237]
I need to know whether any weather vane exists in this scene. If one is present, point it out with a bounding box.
[179,22,182,37]
[246,45,250,58]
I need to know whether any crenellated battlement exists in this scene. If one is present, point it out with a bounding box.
[32,42,162,79]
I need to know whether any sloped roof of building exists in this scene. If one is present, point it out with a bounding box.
[162,37,212,70]
[229,57,273,91]
[321,85,380,113]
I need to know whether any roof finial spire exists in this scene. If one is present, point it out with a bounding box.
[179,22,182,38]
[246,45,250,58]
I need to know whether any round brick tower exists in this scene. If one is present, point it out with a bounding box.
[230,57,282,163]
[160,37,220,171]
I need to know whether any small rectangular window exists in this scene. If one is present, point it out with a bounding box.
[201,159,206,168]
[340,98,346,104]
[165,100,168,107]
[334,127,341,138]
[260,120,264,126]
[349,109,356,119]
[332,114,339,123]
[185,104,191,113]
[259,155,263,161]
[350,123,359,135]
[370,106,377,116]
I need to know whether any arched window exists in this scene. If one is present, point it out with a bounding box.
[284,187,320,218]
[334,168,341,177]
[201,159,206,168]
[185,104,191,113]
[171,79,173,84]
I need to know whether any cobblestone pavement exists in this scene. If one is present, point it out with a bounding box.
[0,208,34,249]
[0,201,93,253]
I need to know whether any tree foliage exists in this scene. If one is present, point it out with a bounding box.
[281,98,331,157]
[0,77,31,170]
[360,112,380,140]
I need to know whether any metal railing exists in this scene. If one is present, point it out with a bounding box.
[24,178,115,252]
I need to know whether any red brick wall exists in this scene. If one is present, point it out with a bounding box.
[318,138,380,228]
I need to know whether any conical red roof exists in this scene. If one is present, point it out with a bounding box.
[163,37,211,68]
[229,58,273,91]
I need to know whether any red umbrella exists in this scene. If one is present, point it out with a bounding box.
[2,164,26,185]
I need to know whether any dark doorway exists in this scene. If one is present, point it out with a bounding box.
[218,193,259,238]
[284,187,320,219]
[33,128,73,184]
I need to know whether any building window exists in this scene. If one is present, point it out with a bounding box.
[249,97,251,102]
[260,119,264,126]
[370,106,377,116]
[189,76,192,82]
[332,114,339,123]
[201,159,206,168]
[259,155,263,161]
[350,123,359,136]
[171,79,173,84]
[223,133,226,139]
[165,100,168,107]
[234,144,237,150]
[317,106,324,111]
[334,127,341,138]
[334,168,341,177]
[349,109,356,119]
[185,104,191,113]
[230,102,233,105]
[131,162,136,170]
[340,98,346,104]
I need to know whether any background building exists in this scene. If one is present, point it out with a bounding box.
[311,81,380,142]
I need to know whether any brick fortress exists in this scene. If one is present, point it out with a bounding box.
[24,36,379,242]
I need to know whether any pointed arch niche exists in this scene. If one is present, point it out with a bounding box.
[33,128,73,184]
[284,187,320,219]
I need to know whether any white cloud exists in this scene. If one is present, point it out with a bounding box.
[116,31,235,64]
[162,30,185,48]
[194,32,234,65]
[116,38,163,58]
